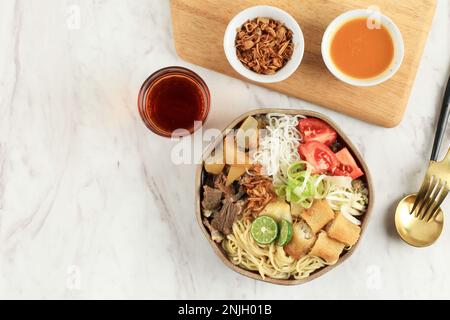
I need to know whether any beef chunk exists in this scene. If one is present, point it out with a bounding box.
[211,199,245,235]
[214,173,235,198]
[201,186,223,211]
[203,218,224,243]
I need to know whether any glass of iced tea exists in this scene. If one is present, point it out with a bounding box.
[138,66,211,137]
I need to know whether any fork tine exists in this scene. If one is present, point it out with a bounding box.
[419,178,443,220]
[417,177,441,220]
[411,177,431,217]
[425,183,448,222]
[416,177,438,220]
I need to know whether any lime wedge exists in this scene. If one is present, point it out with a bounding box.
[277,220,293,247]
[251,216,278,245]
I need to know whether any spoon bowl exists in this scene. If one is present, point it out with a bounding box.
[395,194,444,247]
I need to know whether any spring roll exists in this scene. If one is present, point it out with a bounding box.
[284,221,317,260]
[309,231,345,263]
[300,200,335,234]
[327,212,361,246]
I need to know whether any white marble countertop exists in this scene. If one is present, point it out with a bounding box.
[0,0,449,300]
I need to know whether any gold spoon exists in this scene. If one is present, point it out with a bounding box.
[395,75,450,247]
[395,194,444,247]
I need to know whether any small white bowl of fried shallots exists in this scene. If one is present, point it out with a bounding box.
[224,5,305,84]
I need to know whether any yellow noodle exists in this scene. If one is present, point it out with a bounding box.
[223,220,332,280]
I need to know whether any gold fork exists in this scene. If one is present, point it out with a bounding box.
[411,74,450,223]
[411,151,450,222]
[395,74,450,247]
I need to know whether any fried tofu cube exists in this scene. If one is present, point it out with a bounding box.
[327,212,361,246]
[260,200,292,223]
[284,222,317,260]
[290,202,304,218]
[300,200,335,234]
[309,231,345,263]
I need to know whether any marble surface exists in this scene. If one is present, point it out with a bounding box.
[0,0,449,300]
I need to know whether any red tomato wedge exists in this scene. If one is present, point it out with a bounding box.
[299,142,339,174]
[298,118,338,146]
[333,148,364,180]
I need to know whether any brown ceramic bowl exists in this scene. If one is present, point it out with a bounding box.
[195,109,374,285]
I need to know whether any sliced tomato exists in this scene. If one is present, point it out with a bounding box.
[298,118,338,146]
[333,148,364,180]
[299,141,339,174]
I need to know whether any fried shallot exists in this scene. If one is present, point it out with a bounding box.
[235,17,294,75]
[241,164,276,218]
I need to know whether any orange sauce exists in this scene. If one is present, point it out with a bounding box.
[330,18,394,79]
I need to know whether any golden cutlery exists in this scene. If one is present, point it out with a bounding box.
[395,74,450,247]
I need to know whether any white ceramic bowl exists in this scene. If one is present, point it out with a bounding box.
[224,5,305,84]
[322,9,405,87]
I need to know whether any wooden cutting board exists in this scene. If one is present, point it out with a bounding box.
[171,0,436,127]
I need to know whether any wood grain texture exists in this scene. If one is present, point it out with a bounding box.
[195,109,374,285]
[171,0,436,127]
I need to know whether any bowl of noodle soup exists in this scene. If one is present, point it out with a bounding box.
[196,109,373,285]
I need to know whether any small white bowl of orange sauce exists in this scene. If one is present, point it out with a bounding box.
[322,9,404,87]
